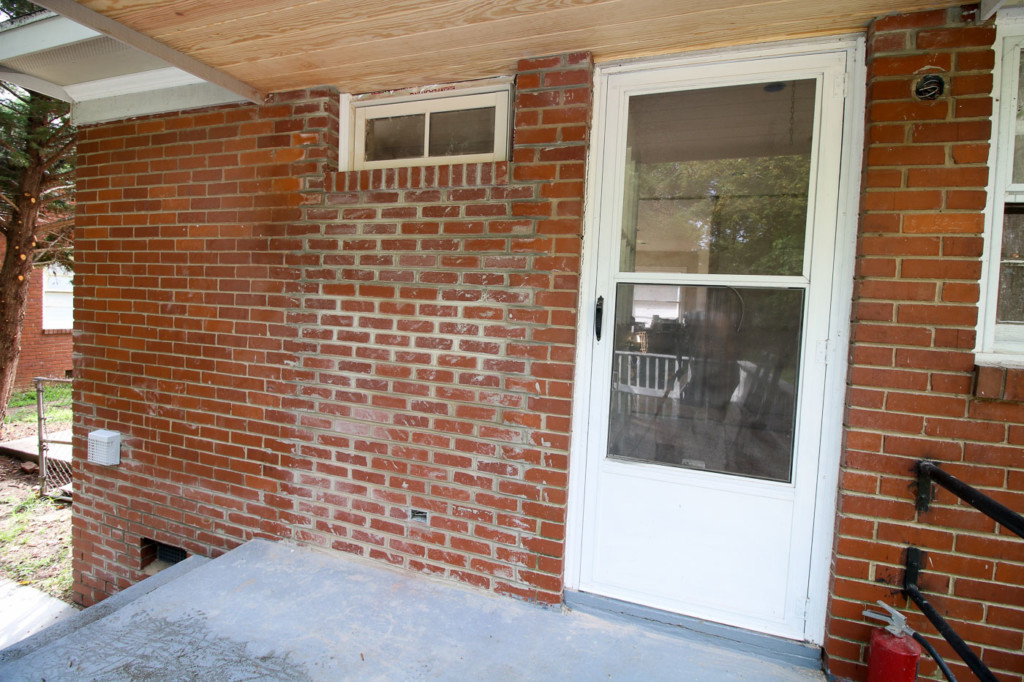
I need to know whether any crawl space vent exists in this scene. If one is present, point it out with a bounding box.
[157,543,187,564]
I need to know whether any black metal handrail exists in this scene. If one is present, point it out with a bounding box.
[916,460,1024,539]
[902,460,1024,682]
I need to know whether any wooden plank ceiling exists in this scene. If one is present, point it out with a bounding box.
[77,0,962,95]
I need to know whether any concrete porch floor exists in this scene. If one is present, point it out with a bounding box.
[0,539,826,681]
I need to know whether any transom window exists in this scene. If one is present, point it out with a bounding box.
[349,87,510,170]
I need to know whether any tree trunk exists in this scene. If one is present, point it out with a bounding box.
[0,176,42,426]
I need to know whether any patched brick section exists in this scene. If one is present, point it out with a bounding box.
[830,7,1024,681]
[282,53,593,605]
[71,89,340,606]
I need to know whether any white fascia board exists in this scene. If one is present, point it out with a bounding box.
[65,67,203,101]
[0,14,98,61]
[0,68,71,101]
[72,81,246,125]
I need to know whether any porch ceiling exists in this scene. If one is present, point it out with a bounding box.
[72,0,963,96]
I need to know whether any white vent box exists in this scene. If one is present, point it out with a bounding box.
[88,429,121,465]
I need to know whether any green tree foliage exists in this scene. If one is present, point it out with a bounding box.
[633,154,810,277]
[0,76,75,424]
[0,0,43,21]
[624,154,811,371]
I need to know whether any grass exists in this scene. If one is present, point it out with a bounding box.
[6,390,39,410]
[4,406,39,424]
[0,492,74,601]
[4,384,73,425]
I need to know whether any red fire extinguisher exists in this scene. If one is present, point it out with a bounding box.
[864,602,922,682]
[866,626,922,682]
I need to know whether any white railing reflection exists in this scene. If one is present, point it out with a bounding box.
[612,351,683,399]
[611,351,795,420]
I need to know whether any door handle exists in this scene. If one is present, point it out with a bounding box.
[595,296,604,341]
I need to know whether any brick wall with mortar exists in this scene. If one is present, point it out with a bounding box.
[827,6,1024,680]
[72,87,341,605]
[281,53,591,603]
[71,53,591,608]
[70,14,1024,673]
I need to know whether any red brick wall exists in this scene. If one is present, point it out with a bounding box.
[73,88,342,603]
[72,54,591,607]
[72,16,1024,675]
[827,7,1024,680]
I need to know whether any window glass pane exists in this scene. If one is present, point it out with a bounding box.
[619,81,814,276]
[1013,55,1024,184]
[606,283,803,483]
[998,264,1024,323]
[999,205,1024,322]
[428,107,495,157]
[365,114,424,161]
[42,265,73,330]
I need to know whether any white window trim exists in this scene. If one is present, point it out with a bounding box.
[980,9,1024,357]
[41,263,73,331]
[339,79,512,172]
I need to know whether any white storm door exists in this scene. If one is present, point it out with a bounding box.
[578,50,850,640]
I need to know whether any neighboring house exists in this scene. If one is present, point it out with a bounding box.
[0,236,73,391]
[4,2,1024,679]
[12,264,73,391]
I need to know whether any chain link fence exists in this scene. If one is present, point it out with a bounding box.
[35,377,73,500]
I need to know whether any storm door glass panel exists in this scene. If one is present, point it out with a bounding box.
[365,114,425,161]
[619,81,815,276]
[606,283,803,482]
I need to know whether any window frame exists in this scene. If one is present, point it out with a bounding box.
[41,263,73,331]
[346,84,511,171]
[979,11,1024,361]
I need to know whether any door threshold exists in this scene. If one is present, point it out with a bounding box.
[564,591,822,671]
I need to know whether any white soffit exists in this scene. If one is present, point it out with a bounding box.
[0,11,247,122]
[0,13,96,60]
[2,35,168,86]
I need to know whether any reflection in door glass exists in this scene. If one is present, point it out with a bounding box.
[607,284,803,482]
[619,80,815,276]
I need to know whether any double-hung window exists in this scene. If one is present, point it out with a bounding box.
[981,14,1024,359]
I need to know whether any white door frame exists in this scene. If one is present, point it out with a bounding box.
[564,36,865,645]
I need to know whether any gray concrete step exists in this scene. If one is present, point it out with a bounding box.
[0,429,73,464]
[0,539,824,681]
[0,578,77,651]
[0,554,208,665]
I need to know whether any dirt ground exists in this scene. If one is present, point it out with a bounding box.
[1,419,39,442]
[0,450,74,605]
